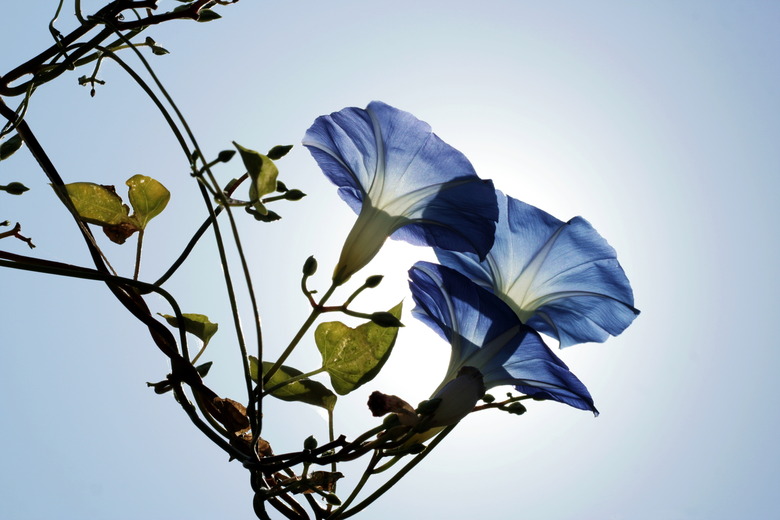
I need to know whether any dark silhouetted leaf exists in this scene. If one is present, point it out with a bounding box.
[249,356,336,411]
[0,134,23,161]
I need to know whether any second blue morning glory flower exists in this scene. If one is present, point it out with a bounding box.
[437,191,639,347]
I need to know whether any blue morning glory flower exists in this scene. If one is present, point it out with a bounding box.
[409,261,597,424]
[437,191,639,347]
[303,101,498,285]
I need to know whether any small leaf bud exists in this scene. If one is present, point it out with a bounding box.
[146,380,173,394]
[303,435,318,451]
[370,312,403,328]
[302,255,318,276]
[195,361,213,378]
[364,275,384,288]
[245,206,281,222]
[217,149,236,163]
[2,182,30,195]
[196,9,222,22]
[325,493,342,506]
[481,394,496,403]
[276,180,289,192]
[283,189,306,201]
[504,402,528,415]
[267,144,294,160]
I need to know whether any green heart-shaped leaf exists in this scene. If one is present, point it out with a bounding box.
[64,182,136,227]
[126,174,170,228]
[159,313,218,347]
[315,302,402,395]
[249,356,336,411]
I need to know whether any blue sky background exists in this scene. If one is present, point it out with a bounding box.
[1,1,779,519]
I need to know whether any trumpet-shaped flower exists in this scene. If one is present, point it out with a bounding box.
[437,191,639,347]
[303,101,498,285]
[409,261,597,424]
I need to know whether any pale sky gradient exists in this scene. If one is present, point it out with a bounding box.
[1,1,778,519]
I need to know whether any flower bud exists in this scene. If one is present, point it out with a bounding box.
[503,402,527,415]
[283,189,306,201]
[324,493,341,506]
[364,275,384,288]
[2,182,29,195]
[266,144,293,160]
[217,150,236,163]
[370,312,403,328]
[303,435,318,450]
[302,255,318,276]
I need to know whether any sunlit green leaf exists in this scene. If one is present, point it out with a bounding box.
[234,142,278,214]
[159,313,218,347]
[63,182,136,227]
[249,356,336,411]
[0,134,23,161]
[315,302,402,395]
[126,174,170,229]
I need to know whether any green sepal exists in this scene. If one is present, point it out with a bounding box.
[315,302,403,395]
[126,174,170,229]
[159,312,218,348]
[249,356,337,411]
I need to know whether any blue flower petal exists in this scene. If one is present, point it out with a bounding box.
[304,101,497,284]
[438,191,638,347]
[409,261,597,413]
